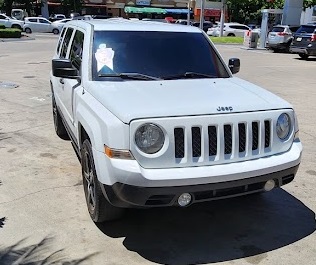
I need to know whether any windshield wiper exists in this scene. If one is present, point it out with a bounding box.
[161,72,217,80]
[98,72,161,80]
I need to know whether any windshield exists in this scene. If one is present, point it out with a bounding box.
[92,31,230,81]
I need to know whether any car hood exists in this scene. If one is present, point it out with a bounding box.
[85,77,292,124]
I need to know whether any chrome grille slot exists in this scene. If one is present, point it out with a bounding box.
[224,124,232,154]
[252,122,259,150]
[264,120,271,148]
[208,126,217,156]
[192,127,201,157]
[238,123,246,153]
[174,128,184,158]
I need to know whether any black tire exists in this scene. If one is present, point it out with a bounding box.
[81,139,124,222]
[25,27,32,34]
[227,33,235,37]
[52,28,59,35]
[52,93,70,140]
[299,54,309,60]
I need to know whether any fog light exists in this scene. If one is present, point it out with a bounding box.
[178,193,192,207]
[264,180,275,191]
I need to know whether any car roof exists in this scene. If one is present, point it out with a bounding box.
[67,18,202,33]
[26,17,48,19]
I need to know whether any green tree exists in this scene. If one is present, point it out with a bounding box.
[226,0,316,24]
[60,0,84,15]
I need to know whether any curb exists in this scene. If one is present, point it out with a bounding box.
[0,35,35,42]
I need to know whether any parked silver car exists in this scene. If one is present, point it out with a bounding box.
[267,25,300,52]
[23,17,61,34]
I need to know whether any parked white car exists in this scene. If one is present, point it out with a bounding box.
[23,17,61,34]
[50,19,302,223]
[206,22,220,36]
[0,13,24,29]
[213,22,251,37]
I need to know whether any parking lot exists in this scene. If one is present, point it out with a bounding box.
[0,35,316,265]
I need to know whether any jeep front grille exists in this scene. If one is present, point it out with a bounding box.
[174,120,271,160]
[130,110,294,169]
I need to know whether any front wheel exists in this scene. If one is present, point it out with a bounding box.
[81,139,124,222]
[52,28,59,34]
[25,27,32,34]
[299,54,309,60]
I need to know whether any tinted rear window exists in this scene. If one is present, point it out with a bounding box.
[92,31,230,81]
[296,25,316,34]
[271,27,285,32]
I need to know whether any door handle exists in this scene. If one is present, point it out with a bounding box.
[59,78,64,84]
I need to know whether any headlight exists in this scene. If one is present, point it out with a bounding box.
[135,123,165,154]
[276,113,291,140]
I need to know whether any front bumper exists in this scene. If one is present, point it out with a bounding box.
[93,141,302,207]
[102,165,299,208]
[290,46,316,55]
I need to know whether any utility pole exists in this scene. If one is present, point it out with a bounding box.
[219,0,225,37]
[187,1,190,25]
[187,0,196,25]
[199,0,205,30]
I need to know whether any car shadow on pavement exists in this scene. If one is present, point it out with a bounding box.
[294,57,316,61]
[98,188,315,264]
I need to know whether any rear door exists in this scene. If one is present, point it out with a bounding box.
[38,18,51,32]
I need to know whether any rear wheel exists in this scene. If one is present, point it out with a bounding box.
[227,33,235,37]
[52,28,59,35]
[25,27,32,34]
[81,139,124,222]
[11,24,21,29]
[299,54,309,60]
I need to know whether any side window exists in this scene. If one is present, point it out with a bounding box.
[39,18,50,24]
[0,15,6,19]
[56,27,66,55]
[60,27,74,59]
[69,30,85,71]
[28,18,37,23]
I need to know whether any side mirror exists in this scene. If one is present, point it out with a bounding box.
[228,58,240,74]
[52,59,79,79]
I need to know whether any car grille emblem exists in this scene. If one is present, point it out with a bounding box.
[217,106,233,112]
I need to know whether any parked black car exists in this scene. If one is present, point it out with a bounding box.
[192,21,213,33]
[290,23,316,59]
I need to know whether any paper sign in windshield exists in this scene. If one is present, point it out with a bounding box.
[95,44,115,71]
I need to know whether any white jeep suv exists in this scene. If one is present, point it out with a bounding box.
[50,19,302,222]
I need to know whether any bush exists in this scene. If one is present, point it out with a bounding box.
[0,28,21,38]
[0,25,5,29]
